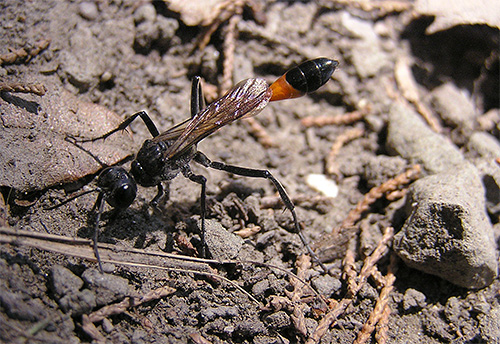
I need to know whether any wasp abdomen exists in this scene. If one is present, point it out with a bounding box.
[270,58,338,101]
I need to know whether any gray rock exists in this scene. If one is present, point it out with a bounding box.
[429,83,477,130]
[61,25,105,91]
[50,265,84,297]
[311,274,342,297]
[402,288,426,310]
[59,289,96,314]
[265,311,291,330]
[466,132,500,160]
[203,219,244,261]
[475,160,500,216]
[200,306,239,323]
[82,269,132,306]
[350,40,391,79]
[362,155,408,188]
[386,103,465,174]
[393,165,498,289]
[0,290,46,321]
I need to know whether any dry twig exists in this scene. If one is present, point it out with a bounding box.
[394,57,442,133]
[288,254,313,338]
[315,164,420,253]
[0,82,47,96]
[326,127,365,175]
[244,117,276,147]
[375,253,398,344]
[301,108,368,128]
[352,230,396,344]
[306,227,394,344]
[331,0,412,15]
[190,333,214,344]
[82,286,176,342]
[0,39,50,65]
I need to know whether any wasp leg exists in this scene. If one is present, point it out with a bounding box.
[91,192,107,273]
[150,184,166,209]
[181,165,208,257]
[76,110,160,142]
[191,76,206,117]
[194,151,328,273]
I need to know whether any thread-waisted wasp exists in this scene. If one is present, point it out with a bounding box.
[59,58,338,272]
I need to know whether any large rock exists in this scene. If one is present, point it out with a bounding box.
[386,103,464,174]
[393,164,498,289]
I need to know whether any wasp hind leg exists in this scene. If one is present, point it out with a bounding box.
[181,165,208,257]
[193,151,328,273]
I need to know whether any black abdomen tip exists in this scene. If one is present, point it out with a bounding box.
[285,58,339,94]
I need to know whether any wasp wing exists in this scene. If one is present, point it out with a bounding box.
[154,78,272,159]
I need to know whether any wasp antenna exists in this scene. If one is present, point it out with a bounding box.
[270,58,338,102]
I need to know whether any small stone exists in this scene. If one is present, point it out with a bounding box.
[466,132,500,160]
[79,2,99,21]
[402,288,426,310]
[265,311,291,330]
[202,219,244,260]
[479,306,500,343]
[82,269,132,306]
[58,289,96,314]
[311,274,342,297]
[50,265,84,297]
[429,83,477,130]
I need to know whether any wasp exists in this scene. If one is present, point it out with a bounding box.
[62,58,338,271]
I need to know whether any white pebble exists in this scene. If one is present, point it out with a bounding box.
[306,174,339,198]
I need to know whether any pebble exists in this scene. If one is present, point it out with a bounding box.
[311,274,342,297]
[402,288,426,310]
[79,2,98,21]
[50,265,84,297]
[265,311,291,330]
[82,269,132,306]
[429,82,477,130]
[202,219,244,260]
[466,132,500,160]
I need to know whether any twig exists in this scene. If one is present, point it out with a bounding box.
[87,286,176,323]
[343,236,358,297]
[220,12,241,93]
[315,164,420,253]
[0,39,50,65]
[306,227,394,344]
[81,286,175,342]
[375,254,398,344]
[288,254,314,338]
[352,231,396,344]
[331,0,412,15]
[244,117,276,147]
[394,57,442,133]
[0,82,47,96]
[301,108,368,128]
[326,127,364,175]
[190,333,214,344]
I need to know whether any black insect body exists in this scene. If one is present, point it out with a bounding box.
[69,58,339,271]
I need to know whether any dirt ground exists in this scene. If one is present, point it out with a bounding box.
[1,1,499,343]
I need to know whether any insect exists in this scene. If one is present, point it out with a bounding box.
[61,58,338,271]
